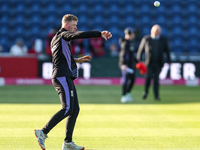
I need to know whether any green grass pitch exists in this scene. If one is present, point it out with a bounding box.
[0,85,200,150]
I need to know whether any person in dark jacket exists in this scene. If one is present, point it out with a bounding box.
[34,14,112,150]
[119,27,139,103]
[137,24,171,100]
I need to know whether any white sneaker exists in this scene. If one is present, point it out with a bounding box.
[121,95,128,103]
[126,93,133,102]
[34,129,48,150]
[62,141,85,150]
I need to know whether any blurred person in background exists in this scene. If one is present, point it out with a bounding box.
[137,24,171,100]
[45,27,57,58]
[29,39,43,56]
[89,37,104,57]
[34,14,112,150]
[119,27,139,103]
[10,38,28,56]
[71,39,85,57]
[109,42,119,57]
[0,45,3,53]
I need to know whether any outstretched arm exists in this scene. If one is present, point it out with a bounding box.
[74,55,92,63]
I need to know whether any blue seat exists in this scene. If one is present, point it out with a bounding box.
[186,4,199,15]
[13,26,26,38]
[61,4,74,16]
[173,38,184,48]
[108,26,120,37]
[155,4,167,16]
[29,3,42,15]
[187,27,199,38]
[93,15,104,25]
[140,16,152,26]
[109,15,120,24]
[188,39,199,48]
[169,4,183,16]
[140,4,151,15]
[78,26,89,31]
[172,27,183,37]
[14,15,26,26]
[0,37,9,52]
[29,26,42,38]
[77,15,88,27]
[77,3,89,14]
[92,26,104,31]
[0,15,9,25]
[109,3,120,15]
[44,15,58,27]
[171,16,184,27]
[14,3,26,15]
[155,16,167,27]
[141,26,151,36]
[187,16,199,26]
[89,2,104,17]
[0,26,9,36]
[123,4,135,14]
[45,3,58,15]
[124,15,136,27]
[30,15,42,26]
[0,3,10,15]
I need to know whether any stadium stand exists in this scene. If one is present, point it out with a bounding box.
[0,0,199,54]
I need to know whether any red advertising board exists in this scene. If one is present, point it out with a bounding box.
[0,56,38,77]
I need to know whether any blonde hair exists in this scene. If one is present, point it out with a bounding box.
[62,14,78,25]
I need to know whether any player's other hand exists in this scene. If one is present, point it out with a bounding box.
[75,55,92,63]
[101,31,112,41]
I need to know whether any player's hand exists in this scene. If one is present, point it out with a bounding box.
[121,65,127,71]
[101,31,112,41]
[75,55,92,63]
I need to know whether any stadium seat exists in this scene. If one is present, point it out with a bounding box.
[77,3,89,14]
[14,3,26,15]
[140,4,151,15]
[123,3,136,15]
[187,27,199,38]
[173,38,184,49]
[188,39,199,48]
[44,15,58,27]
[108,15,120,25]
[91,3,104,14]
[0,37,9,52]
[13,26,26,38]
[186,4,200,15]
[109,3,120,16]
[171,16,184,27]
[77,15,88,27]
[0,3,10,15]
[0,15,9,25]
[141,26,151,36]
[108,26,120,37]
[45,3,58,15]
[29,3,42,15]
[155,4,167,16]
[139,16,152,26]
[0,26,9,36]
[92,15,104,25]
[155,16,167,27]
[187,16,199,26]
[29,26,42,39]
[169,4,183,16]
[30,15,42,26]
[172,27,183,37]
[124,15,136,28]
[14,15,26,26]
[61,4,74,16]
